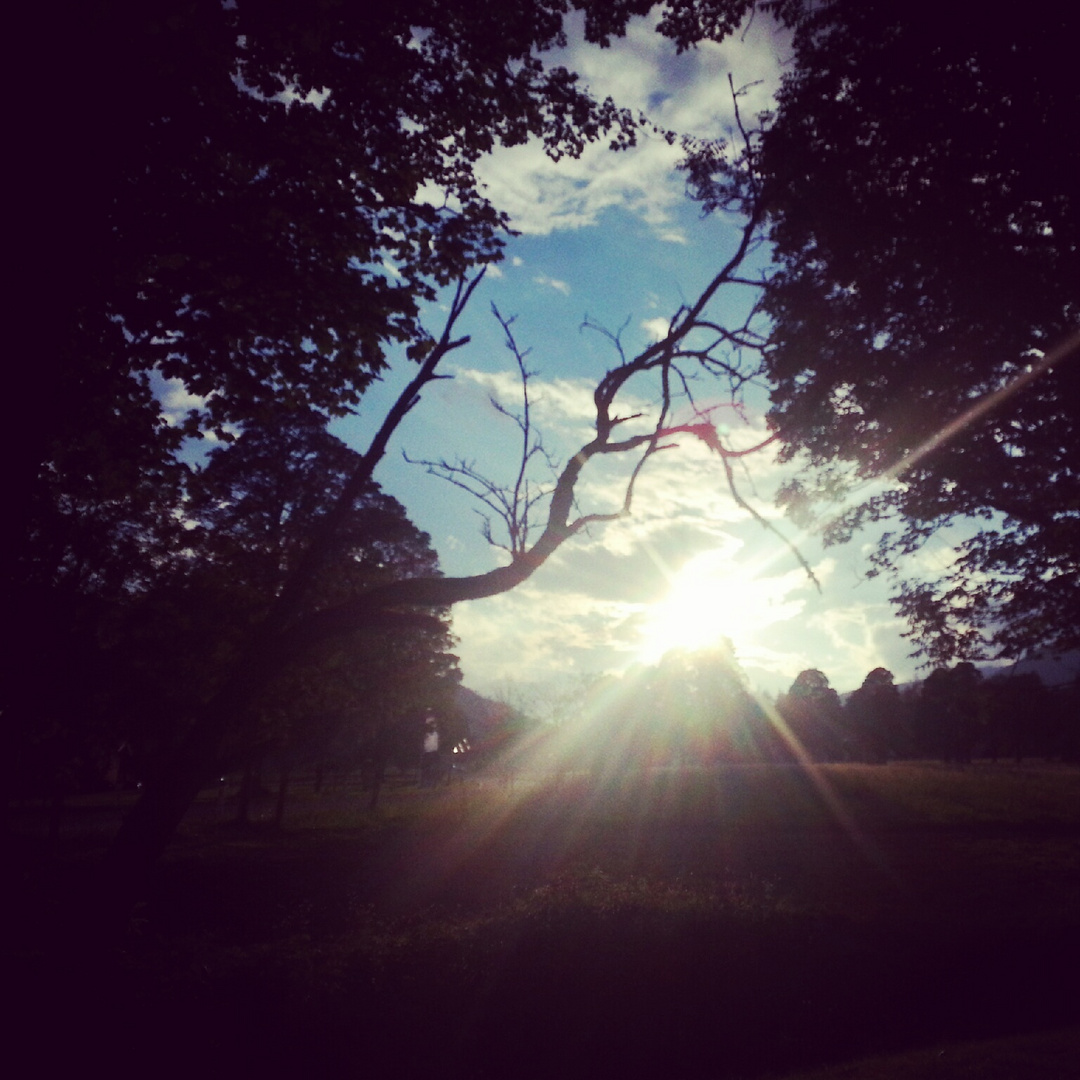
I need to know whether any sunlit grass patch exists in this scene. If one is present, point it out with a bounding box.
[825,763,1080,826]
[477,764,844,831]
[460,761,1080,835]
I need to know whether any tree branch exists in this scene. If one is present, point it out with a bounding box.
[292,199,821,647]
[403,303,557,558]
[267,270,488,628]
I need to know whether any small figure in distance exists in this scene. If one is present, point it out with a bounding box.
[420,715,440,787]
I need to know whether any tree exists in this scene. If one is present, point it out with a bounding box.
[629,643,765,766]
[7,0,645,734]
[719,1,1080,663]
[168,409,461,779]
[844,667,904,763]
[527,643,766,778]
[981,672,1051,764]
[12,410,462,819]
[776,669,844,762]
[917,662,984,765]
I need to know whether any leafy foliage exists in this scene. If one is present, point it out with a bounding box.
[185,410,460,761]
[737,1,1080,660]
[11,410,460,797]
[981,672,1052,765]
[31,0,643,439]
[592,643,770,768]
[915,662,984,765]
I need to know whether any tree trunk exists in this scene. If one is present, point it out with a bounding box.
[102,663,262,916]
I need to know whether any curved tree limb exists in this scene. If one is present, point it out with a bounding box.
[104,128,785,891]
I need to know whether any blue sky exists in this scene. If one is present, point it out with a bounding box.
[323,10,956,700]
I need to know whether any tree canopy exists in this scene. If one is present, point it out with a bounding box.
[733,0,1080,661]
[9,408,460,805]
[844,667,903,762]
[775,668,843,761]
[11,0,657,601]
[27,0,642,423]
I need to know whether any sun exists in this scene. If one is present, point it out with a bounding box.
[637,547,806,664]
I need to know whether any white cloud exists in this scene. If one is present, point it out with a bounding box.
[533,273,572,295]
[160,379,204,418]
[657,229,690,245]
[453,366,599,427]
[453,580,643,689]
[641,316,671,341]
[156,376,213,434]
[474,10,787,239]
[153,374,243,449]
[803,601,900,685]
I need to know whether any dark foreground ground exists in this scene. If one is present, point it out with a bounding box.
[6,763,1080,1078]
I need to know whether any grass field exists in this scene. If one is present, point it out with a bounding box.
[6,762,1080,1078]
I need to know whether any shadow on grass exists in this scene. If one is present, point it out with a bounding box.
[5,764,1080,1078]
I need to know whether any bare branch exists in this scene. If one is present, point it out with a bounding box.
[405,303,558,558]
[294,79,813,642]
[719,445,821,592]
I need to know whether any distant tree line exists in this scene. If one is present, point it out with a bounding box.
[546,645,1080,771]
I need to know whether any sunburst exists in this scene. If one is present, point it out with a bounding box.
[637,546,806,663]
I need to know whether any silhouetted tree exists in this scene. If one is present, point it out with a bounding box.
[845,667,904,763]
[982,672,1051,764]
[614,643,765,768]
[182,410,460,806]
[776,669,845,762]
[680,642,767,765]
[25,411,460,824]
[917,662,984,764]
[5,386,190,812]
[1053,678,1080,763]
[710,0,1080,664]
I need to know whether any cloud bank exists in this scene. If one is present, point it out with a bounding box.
[476,10,788,238]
